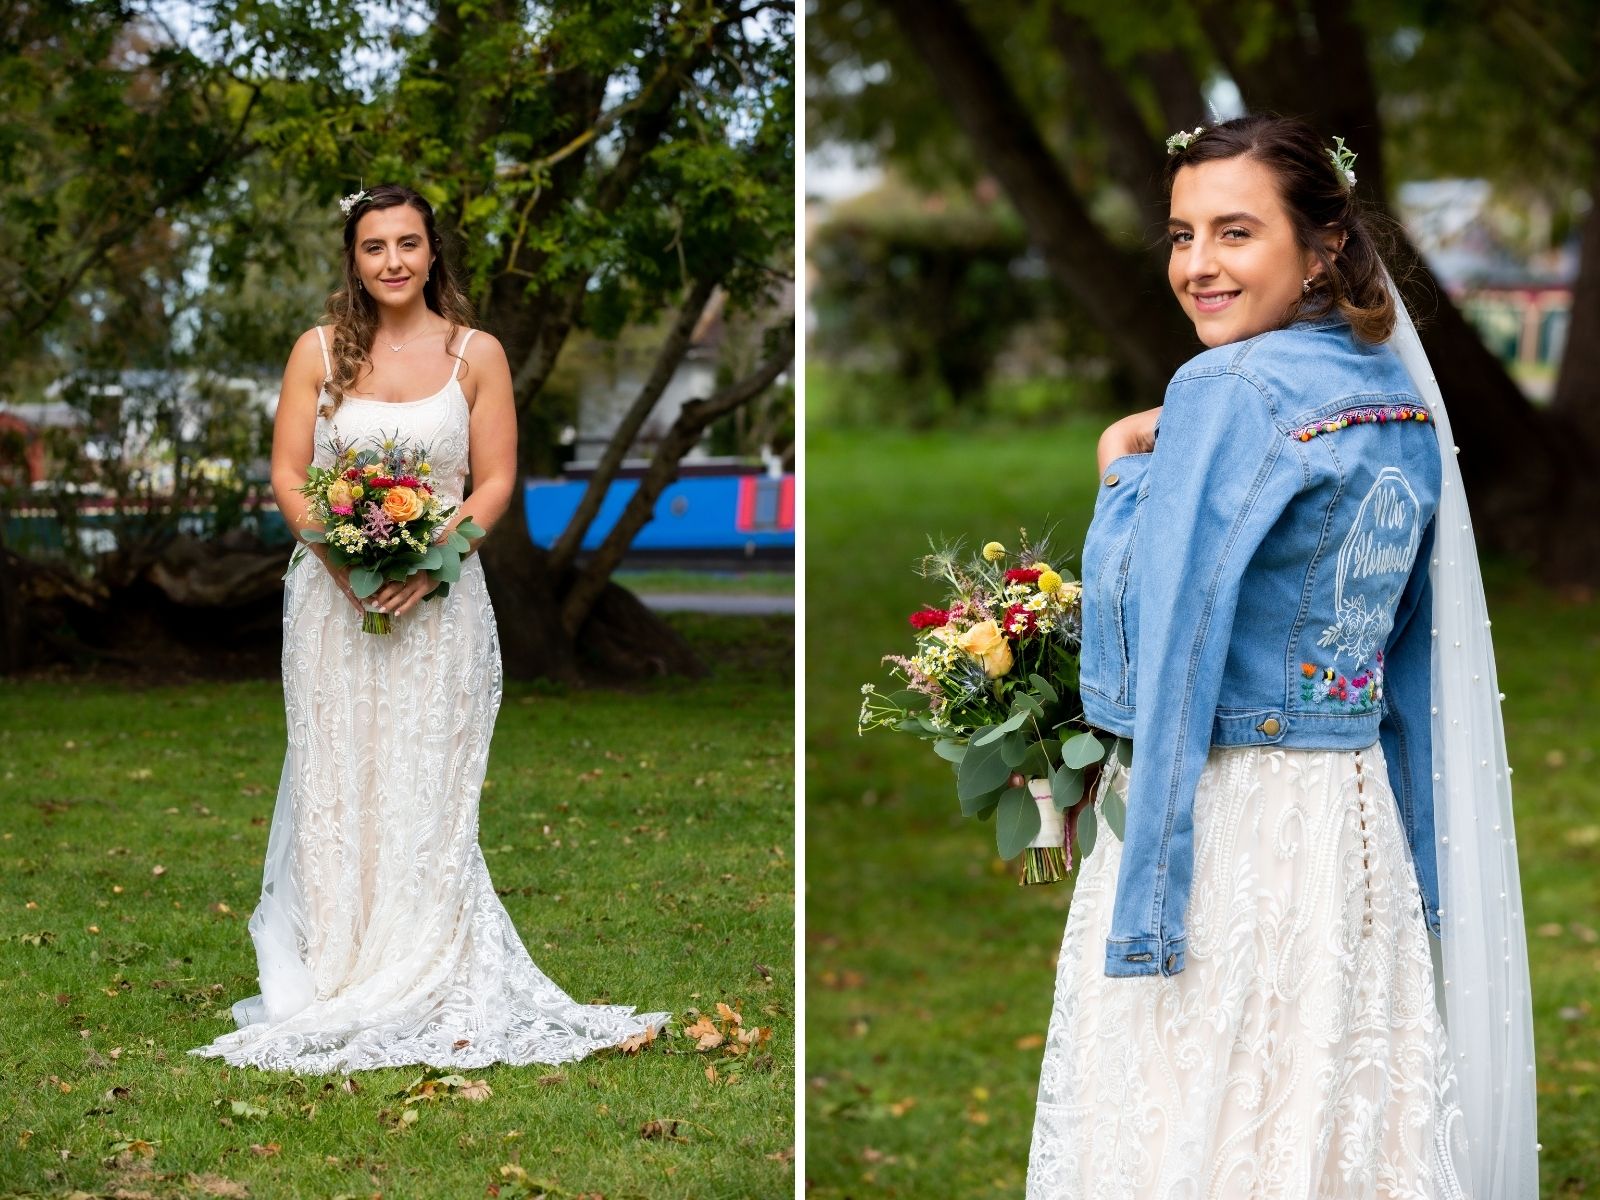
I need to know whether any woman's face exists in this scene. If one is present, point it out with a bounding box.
[351,204,434,308]
[1167,156,1319,348]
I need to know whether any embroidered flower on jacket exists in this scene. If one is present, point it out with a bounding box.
[1299,650,1384,712]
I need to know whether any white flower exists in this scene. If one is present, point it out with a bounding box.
[339,189,369,216]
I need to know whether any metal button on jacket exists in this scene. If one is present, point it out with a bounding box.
[1258,717,1281,736]
[1104,472,1120,486]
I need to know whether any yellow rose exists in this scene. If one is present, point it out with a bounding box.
[982,541,1006,562]
[382,485,424,523]
[1037,569,1063,594]
[956,619,1014,678]
[326,479,354,509]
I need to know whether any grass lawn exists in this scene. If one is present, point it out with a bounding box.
[805,421,1600,1199]
[0,613,794,1200]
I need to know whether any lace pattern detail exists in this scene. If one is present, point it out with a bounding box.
[189,380,669,1074]
[1026,743,1469,1198]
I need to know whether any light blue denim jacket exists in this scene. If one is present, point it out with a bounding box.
[1078,313,1442,978]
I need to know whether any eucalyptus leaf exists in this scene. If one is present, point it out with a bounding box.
[999,729,1030,768]
[1062,730,1105,769]
[1017,740,1051,779]
[995,785,1042,859]
[1116,736,1134,768]
[971,798,999,822]
[348,566,381,598]
[973,710,1028,746]
[456,517,485,539]
[957,737,1010,803]
[1076,804,1097,860]
[1101,787,1126,840]
[1028,673,1058,704]
[1012,691,1043,719]
[299,528,326,543]
[887,688,930,711]
[1050,763,1083,810]
[447,531,470,553]
[932,738,967,764]
[893,719,924,733]
[433,550,463,584]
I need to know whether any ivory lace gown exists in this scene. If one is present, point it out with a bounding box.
[189,327,671,1074]
[1026,744,1469,1199]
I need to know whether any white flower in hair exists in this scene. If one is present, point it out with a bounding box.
[1165,126,1204,154]
[338,189,369,216]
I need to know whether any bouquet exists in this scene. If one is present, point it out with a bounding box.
[858,530,1130,885]
[286,430,484,634]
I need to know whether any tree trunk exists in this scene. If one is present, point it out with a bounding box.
[880,0,1193,401]
[1551,139,1600,449]
[561,325,796,634]
[478,494,705,684]
[547,275,721,575]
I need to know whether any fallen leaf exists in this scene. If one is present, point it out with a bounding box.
[683,1016,724,1051]
[458,1079,492,1101]
[639,1119,684,1142]
[184,1172,250,1198]
[1014,1033,1046,1050]
[247,1143,280,1156]
[766,1145,795,1164]
[537,1073,566,1087]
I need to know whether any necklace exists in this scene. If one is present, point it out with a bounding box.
[381,319,437,353]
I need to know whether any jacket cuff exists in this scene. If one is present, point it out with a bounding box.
[1104,934,1187,978]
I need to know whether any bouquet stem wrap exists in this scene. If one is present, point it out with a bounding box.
[361,602,394,636]
[1021,778,1068,886]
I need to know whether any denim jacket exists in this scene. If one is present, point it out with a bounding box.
[1078,313,1442,978]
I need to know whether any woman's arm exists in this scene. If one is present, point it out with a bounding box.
[270,328,363,614]
[446,331,518,556]
[1097,406,1162,473]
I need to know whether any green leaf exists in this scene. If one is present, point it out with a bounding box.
[299,528,326,543]
[432,549,463,584]
[893,719,924,733]
[999,729,1030,768]
[1115,736,1134,768]
[1062,730,1105,769]
[970,797,1000,822]
[1075,805,1097,860]
[957,736,1010,803]
[1012,691,1043,719]
[995,785,1041,859]
[348,566,381,598]
[1028,673,1058,704]
[972,710,1027,746]
[1017,740,1051,779]
[932,739,967,764]
[425,581,452,601]
[418,546,444,572]
[446,531,470,553]
[456,517,485,539]
[1049,763,1083,811]
[1101,787,1126,841]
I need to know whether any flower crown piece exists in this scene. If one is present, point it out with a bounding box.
[1165,125,1205,154]
[338,189,369,217]
[1328,136,1357,190]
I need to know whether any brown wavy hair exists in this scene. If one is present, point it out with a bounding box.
[1162,113,1400,344]
[318,184,476,415]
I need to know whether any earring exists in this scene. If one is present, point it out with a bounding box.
[1302,277,1313,293]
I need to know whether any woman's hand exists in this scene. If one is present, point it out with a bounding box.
[1097,406,1163,472]
[369,570,439,620]
[310,544,365,615]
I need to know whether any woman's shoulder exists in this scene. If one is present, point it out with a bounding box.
[1171,317,1416,420]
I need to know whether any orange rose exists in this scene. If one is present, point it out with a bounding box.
[382,485,424,523]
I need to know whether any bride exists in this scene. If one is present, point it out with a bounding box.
[190,183,670,1074]
[1025,116,1536,1197]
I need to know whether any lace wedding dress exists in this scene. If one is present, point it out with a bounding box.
[189,327,670,1074]
[1026,744,1469,1199]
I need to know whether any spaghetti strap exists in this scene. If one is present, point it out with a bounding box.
[455,329,476,380]
[313,325,332,381]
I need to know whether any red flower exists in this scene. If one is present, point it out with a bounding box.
[1004,568,1042,584]
[397,475,422,488]
[909,607,951,630]
[370,476,395,488]
[343,468,360,480]
[1003,602,1037,638]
